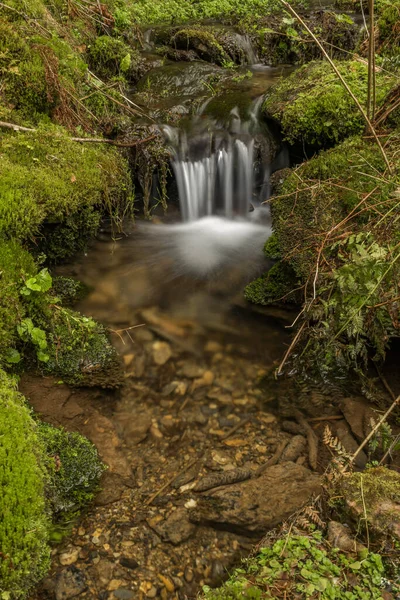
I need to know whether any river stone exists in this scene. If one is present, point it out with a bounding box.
[55,566,87,600]
[114,590,135,600]
[189,462,321,535]
[153,508,197,544]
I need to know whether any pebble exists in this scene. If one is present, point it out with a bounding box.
[158,574,175,592]
[55,567,87,600]
[59,547,80,566]
[204,340,223,353]
[184,567,194,583]
[146,586,158,598]
[152,341,172,366]
[181,363,205,378]
[108,579,125,591]
[119,557,139,570]
[114,589,135,600]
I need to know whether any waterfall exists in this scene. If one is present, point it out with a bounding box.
[163,99,274,223]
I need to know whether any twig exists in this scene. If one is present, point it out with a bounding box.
[276,321,306,376]
[0,121,157,147]
[145,458,198,506]
[220,417,251,441]
[254,439,288,477]
[294,410,318,470]
[360,475,370,549]
[307,415,343,422]
[279,0,393,175]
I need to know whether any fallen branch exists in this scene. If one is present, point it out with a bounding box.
[0,120,157,147]
[294,410,319,471]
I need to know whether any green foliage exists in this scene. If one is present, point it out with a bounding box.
[377,0,400,58]
[203,532,397,599]
[51,276,87,306]
[38,422,105,518]
[263,61,395,147]
[0,125,133,254]
[0,369,50,599]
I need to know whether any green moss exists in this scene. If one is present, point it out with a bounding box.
[0,369,50,599]
[377,0,400,58]
[244,261,300,305]
[202,531,398,599]
[38,422,105,518]
[52,276,87,306]
[171,28,229,64]
[87,35,140,79]
[43,308,122,387]
[263,61,395,147]
[0,125,133,257]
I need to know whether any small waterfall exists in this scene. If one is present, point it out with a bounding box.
[163,99,274,222]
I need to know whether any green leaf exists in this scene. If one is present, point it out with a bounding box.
[37,350,50,363]
[349,561,362,570]
[5,348,21,364]
[25,268,52,293]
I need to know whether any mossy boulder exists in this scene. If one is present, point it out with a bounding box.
[87,35,141,80]
[170,28,230,65]
[255,11,359,66]
[38,422,105,519]
[263,60,395,148]
[244,261,300,305]
[339,468,400,541]
[0,369,50,599]
[0,125,133,259]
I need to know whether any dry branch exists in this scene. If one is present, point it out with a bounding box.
[0,120,157,147]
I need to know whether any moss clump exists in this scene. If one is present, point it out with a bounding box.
[0,369,50,599]
[0,125,133,257]
[376,0,400,60]
[340,468,400,539]
[170,28,229,65]
[244,261,300,305]
[202,531,398,599]
[38,422,105,519]
[263,60,395,147]
[43,308,121,387]
[87,35,140,79]
[255,11,358,66]
[52,276,87,306]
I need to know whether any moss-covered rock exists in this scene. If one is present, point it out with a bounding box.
[255,11,359,66]
[0,125,133,258]
[38,422,105,519]
[339,467,400,541]
[0,369,50,599]
[52,276,87,306]
[87,35,141,79]
[170,28,230,65]
[244,261,300,305]
[263,60,395,147]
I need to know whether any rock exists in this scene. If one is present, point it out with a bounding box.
[190,462,321,535]
[146,586,158,598]
[95,471,125,506]
[59,547,80,566]
[154,508,197,545]
[114,590,135,600]
[327,521,366,553]
[204,341,223,353]
[334,420,367,468]
[184,567,194,583]
[55,567,87,600]
[192,370,215,391]
[119,557,139,570]
[340,397,377,441]
[116,411,152,446]
[152,341,172,366]
[339,467,400,541]
[158,574,175,592]
[180,362,205,378]
[279,435,307,463]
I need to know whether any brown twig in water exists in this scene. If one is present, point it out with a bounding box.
[145,458,198,506]
[254,439,289,477]
[221,417,251,441]
[276,321,306,376]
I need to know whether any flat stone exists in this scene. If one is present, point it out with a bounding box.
[94,472,125,506]
[55,567,87,600]
[190,462,321,535]
[154,508,197,545]
[119,557,139,570]
[340,397,377,441]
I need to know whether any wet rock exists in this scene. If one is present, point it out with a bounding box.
[154,508,197,545]
[55,566,87,600]
[190,462,321,535]
[152,341,172,365]
[113,590,135,600]
[119,557,139,570]
[279,435,307,463]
